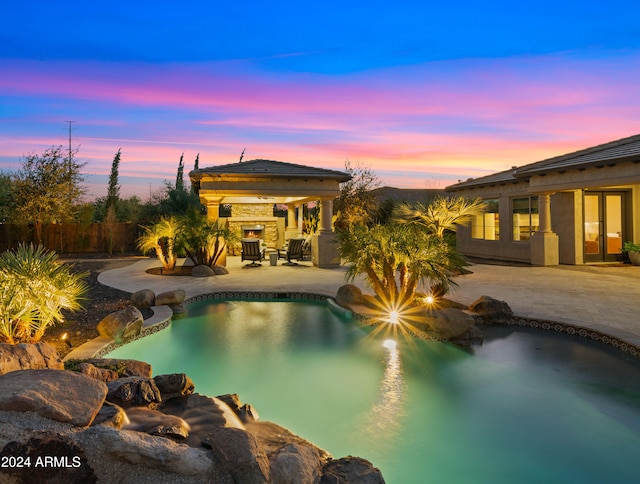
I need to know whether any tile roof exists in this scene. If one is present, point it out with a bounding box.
[191,159,351,181]
[446,133,640,191]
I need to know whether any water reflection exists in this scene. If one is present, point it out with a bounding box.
[361,339,407,446]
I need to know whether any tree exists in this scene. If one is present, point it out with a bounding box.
[11,146,86,244]
[176,153,185,192]
[394,196,485,239]
[137,216,181,271]
[333,160,381,230]
[0,244,87,344]
[106,148,122,213]
[0,172,13,223]
[337,222,466,307]
[176,208,238,267]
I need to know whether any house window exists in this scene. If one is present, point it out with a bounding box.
[512,196,539,241]
[471,199,499,240]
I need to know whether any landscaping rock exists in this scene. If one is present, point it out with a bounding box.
[469,295,514,323]
[269,442,324,484]
[79,362,119,382]
[321,456,385,484]
[0,369,107,427]
[217,393,260,422]
[97,305,143,343]
[191,264,216,277]
[336,284,364,306]
[0,342,64,375]
[83,358,152,378]
[153,373,195,401]
[427,308,476,340]
[169,302,186,314]
[106,377,163,408]
[131,289,155,309]
[213,265,229,275]
[123,407,191,440]
[155,290,186,306]
[92,401,129,429]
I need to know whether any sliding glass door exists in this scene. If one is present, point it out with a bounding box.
[583,191,626,263]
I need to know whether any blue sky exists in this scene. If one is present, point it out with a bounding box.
[2,1,640,198]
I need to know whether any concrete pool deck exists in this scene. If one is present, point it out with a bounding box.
[97,256,640,349]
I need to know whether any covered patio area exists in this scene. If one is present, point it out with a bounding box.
[190,159,351,268]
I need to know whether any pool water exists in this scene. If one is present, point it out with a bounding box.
[107,299,640,483]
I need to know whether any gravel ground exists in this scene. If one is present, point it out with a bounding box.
[46,257,143,358]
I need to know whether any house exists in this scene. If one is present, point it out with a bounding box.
[445,134,640,265]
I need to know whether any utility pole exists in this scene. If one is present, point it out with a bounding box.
[65,121,75,177]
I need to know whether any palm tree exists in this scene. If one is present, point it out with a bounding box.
[337,223,465,307]
[394,196,485,238]
[0,244,87,344]
[137,216,181,271]
[176,208,238,267]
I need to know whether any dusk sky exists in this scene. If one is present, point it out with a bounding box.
[2,1,640,199]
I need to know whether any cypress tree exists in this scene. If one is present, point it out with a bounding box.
[106,149,121,211]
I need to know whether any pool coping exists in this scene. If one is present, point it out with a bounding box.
[63,291,640,362]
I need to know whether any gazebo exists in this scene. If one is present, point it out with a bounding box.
[189,159,351,268]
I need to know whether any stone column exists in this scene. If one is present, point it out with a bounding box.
[530,193,559,265]
[297,204,304,235]
[206,201,220,222]
[285,204,300,239]
[312,197,341,268]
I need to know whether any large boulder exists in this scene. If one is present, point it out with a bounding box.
[107,377,163,408]
[469,295,513,323]
[217,393,260,423]
[0,369,107,427]
[92,401,130,429]
[131,289,155,309]
[336,285,364,306]
[78,362,119,382]
[83,358,152,378]
[0,342,64,375]
[212,265,229,275]
[191,265,215,277]
[153,373,195,401]
[426,308,476,340]
[321,456,385,484]
[123,407,191,440]
[268,442,324,484]
[97,305,143,343]
[155,290,186,306]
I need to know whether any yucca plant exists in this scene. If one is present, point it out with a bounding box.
[176,208,238,267]
[0,244,87,344]
[137,216,181,271]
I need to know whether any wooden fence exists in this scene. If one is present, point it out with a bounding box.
[0,223,140,254]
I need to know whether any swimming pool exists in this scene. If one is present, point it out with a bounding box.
[107,298,640,483]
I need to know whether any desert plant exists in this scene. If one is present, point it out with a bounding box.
[0,244,87,344]
[337,223,465,307]
[137,216,181,271]
[177,208,238,267]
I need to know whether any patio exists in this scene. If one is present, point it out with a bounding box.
[98,257,640,349]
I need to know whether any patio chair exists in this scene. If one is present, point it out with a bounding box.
[241,238,265,266]
[278,238,305,265]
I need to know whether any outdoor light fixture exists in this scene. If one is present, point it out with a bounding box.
[61,333,72,348]
[388,310,400,324]
[382,339,397,350]
[425,295,435,305]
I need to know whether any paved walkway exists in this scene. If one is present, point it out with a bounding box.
[98,257,640,347]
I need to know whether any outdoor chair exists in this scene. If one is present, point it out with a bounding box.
[241,238,265,266]
[278,238,305,265]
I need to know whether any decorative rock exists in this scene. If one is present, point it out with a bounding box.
[79,362,119,382]
[97,305,143,343]
[0,369,107,427]
[169,302,186,314]
[212,265,229,275]
[321,456,385,484]
[154,373,195,401]
[217,393,260,422]
[426,308,476,340]
[0,342,64,375]
[245,420,331,462]
[449,325,485,347]
[92,401,130,428]
[83,358,152,378]
[201,426,270,484]
[155,290,186,306]
[131,289,155,309]
[336,284,364,306]
[469,295,514,323]
[124,407,191,440]
[106,377,162,408]
[191,265,215,277]
[269,442,325,484]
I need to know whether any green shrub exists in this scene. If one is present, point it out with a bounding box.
[0,244,87,344]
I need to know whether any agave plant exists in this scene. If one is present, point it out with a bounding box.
[137,216,181,271]
[0,244,87,344]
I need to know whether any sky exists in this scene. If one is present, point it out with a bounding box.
[2,1,640,200]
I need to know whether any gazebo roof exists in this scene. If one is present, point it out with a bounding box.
[190,159,351,182]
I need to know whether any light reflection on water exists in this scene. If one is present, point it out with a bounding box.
[107,300,640,484]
